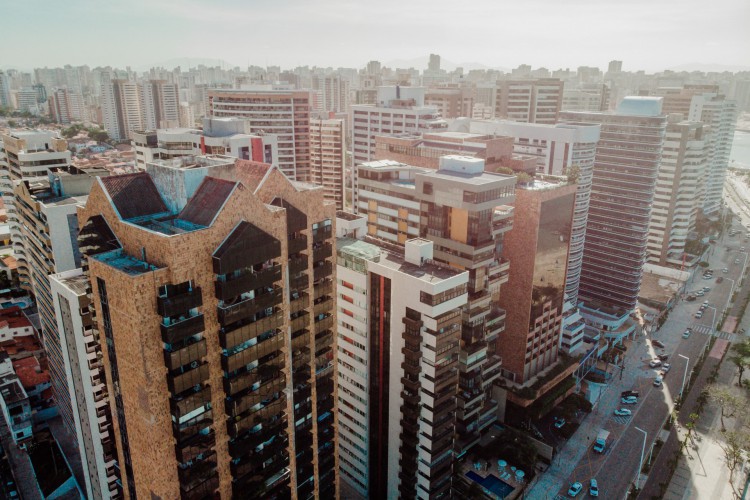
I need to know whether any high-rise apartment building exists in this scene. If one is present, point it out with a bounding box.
[13,167,107,440]
[561,83,610,112]
[351,86,447,164]
[50,269,121,499]
[142,80,180,130]
[494,79,564,124]
[78,156,338,499]
[425,85,475,119]
[497,180,577,383]
[335,214,469,499]
[561,98,667,337]
[312,74,350,114]
[49,87,84,124]
[354,155,515,455]
[101,78,144,141]
[208,88,312,180]
[0,130,71,288]
[310,118,346,210]
[0,71,10,108]
[647,117,707,266]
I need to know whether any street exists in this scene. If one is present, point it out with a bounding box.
[529,209,744,499]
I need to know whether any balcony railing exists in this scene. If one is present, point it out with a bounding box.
[313,280,333,300]
[313,261,333,281]
[288,235,307,255]
[170,386,212,420]
[161,314,205,345]
[312,242,332,262]
[222,334,283,373]
[314,315,334,334]
[214,266,281,301]
[220,314,282,351]
[218,288,283,326]
[289,255,309,275]
[164,339,207,371]
[213,239,281,275]
[168,363,210,396]
[157,287,202,317]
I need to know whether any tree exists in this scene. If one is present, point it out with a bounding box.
[718,430,749,495]
[729,339,750,386]
[709,385,743,432]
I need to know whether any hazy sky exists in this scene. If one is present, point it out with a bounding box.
[4,0,749,72]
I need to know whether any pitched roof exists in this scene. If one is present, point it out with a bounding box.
[99,172,168,220]
[178,177,236,227]
[233,160,273,192]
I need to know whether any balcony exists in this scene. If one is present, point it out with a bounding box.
[224,364,282,397]
[313,297,333,317]
[170,386,212,420]
[168,363,209,396]
[215,266,281,300]
[290,292,310,314]
[290,274,309,291]
[312,242,332,262]
[222,334,283,373]
[314,315,334,334]
[289,255,309,275]
[164,339,207,371]
[313,280,333,300]
[220,314,282,351]
[312,226,332,243]
[218,288,283,326]
[291,313,310,333]
[313,261,333,281]
[157,287,202,317]
[178,453,218,494]
[161,314,205,345]
[229,398,287,437]
[226,379,286,418]
[288,235,307,255]
[229,417,287,458]
[175,429,215,463]
[213,225,281,275]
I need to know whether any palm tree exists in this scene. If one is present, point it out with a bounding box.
[729,340,750,386]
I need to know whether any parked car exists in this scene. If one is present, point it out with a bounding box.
[723,268,729,273]
[589,478,599,497]
[614,408,632,416]
[696,290,705,296]
[567,481,583,497]
[686,294,697,301]
[703,287,711,292]
[657,354,669,361]
[649,359,662,368]
[652,340,665,348]
[683,329,692,339]
[554,418,566,429]
[654,376,663,387]
[662,363,671,372]
[621,396,638,405]
[695,311,703,319]
[736,259,741,264]
[621,390,640,398]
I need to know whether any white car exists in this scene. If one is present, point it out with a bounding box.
[654,376,663,387]
[614,408,632,416]
[662,363,671,372]
[683,330,691,339]
[649,359,662,368]
[567,481,583,497]
[621,396,638,405]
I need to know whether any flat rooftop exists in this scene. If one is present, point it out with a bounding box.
[54,273,89,295]
[337,237,465,283]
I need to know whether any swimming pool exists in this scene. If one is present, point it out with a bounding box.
[1,300,30,309]
[465,471,514,499]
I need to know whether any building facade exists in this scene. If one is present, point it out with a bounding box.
[494,79,564,124]
[310,118,346,210]
[78,157,338,499]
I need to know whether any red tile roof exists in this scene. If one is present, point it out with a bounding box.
[0,307,32,329]
[99,173,168,220]
[178,177,236,227]
[234,160,273,192]
[13,356,49,389]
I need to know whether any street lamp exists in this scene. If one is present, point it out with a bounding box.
[678,354,690,399]
[724,277,736,317]
[634,427,647,491]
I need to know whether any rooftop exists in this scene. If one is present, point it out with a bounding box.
[13,356,49,389]
[53,273,90,296]
[91,249,162,276]
[0,377,27,404]
[0,307,32,329]
[337,237,465,283]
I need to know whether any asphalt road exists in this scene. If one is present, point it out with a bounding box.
[534,232,739,499]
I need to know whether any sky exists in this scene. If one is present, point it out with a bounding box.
[4,0,750,73]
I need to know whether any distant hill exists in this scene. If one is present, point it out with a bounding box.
[667,62,750,73]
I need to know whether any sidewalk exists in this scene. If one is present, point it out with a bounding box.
[638,340,730,499]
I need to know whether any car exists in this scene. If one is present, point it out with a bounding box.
[741,247,745,251]
[695,311,703,318]
[554,418,566,429]
[736,259,741,264]
[700,304,707,311]
[621,390,640,398]
[614,408,632,416]
[717,277,724,283]
[686,294,697,301]
[652,340,665,348]
[657,354,669,361]
[723,268,729,273]
[589,478,599,497]
[621,396,638,405]
[654,376,663,387]
[663,363,671,372]
[703,287,711,292]
[683,330,692,339]
[649,359,662,368]
[696,290,705,296]
[567,481,583,497]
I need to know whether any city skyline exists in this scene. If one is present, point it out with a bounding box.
[4,0,749,72]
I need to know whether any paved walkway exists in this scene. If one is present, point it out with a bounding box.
[638,337,732,499]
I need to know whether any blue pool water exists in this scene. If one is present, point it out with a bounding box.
[465,471,514,499]
[1,300,30,309]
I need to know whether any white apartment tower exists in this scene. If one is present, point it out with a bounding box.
[142,80,180,130]
[350,86,447,164]
[310,118,346,210]
[647,117,707,266]
[101,77,144,140]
